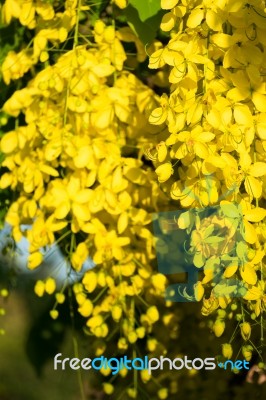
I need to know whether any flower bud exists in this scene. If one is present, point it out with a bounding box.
[194,281,204,301]
[222,343,233,359]
[103,383,114,395]
[158,388,168,399]
[147,306,159,323]
[217,310,226,319]
[240,322,251,340]
[112,305,122,322]
[213,319,225,337]
[242,345,253,361]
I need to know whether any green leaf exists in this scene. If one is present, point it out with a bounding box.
[220,202,241,219]
[236,241,248,261]
[204,256,220,271]
[213,283,237,297]
[203,223,214,239]
[129,0,161,22]
[221,255,238,263]
[204,236,225,244]
[123,4,164,44]
[178,210,194,229]
[193,252,205,268]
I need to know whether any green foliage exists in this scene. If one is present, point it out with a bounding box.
[129,0,161,22]
[124,1,165,44]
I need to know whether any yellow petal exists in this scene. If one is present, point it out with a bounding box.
[252,92,266,112]
[148,49,165,69]
[244,176,262,198]
[28,252,43,270]
[243,220,257,244]
[243,286,262,300]
[240,264,257,285]
[194,281,204,301]
[223,264,238,278]
[117,212,128,234]
[55,202,70,219]
[39,165,59,177]
[187,8,204,28]
[194,142,209,158]
[160,12,176,31]
[1,131,18,153]
[211,33,234,48]
[161,0,179,9]
[248,162,266,177]
[244,207,266,222]
[149,107,167,125]
[155,162,174,182]
[234,105,253,126]
[206,10,223,31]
[72,203,91,221]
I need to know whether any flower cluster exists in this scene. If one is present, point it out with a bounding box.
[148,0,266,362]
[1,0,83,84]
[0,1,180,397]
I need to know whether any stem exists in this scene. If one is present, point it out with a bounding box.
[68,286,86,400]
[63,0,82,126]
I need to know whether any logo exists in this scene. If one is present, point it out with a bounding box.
[218,360,250,370]
[152,175,248,302]
[54,354,250,374]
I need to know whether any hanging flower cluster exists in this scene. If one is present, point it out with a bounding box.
[148,0,266,363]
[0,1,186,397]
[1,0,84,84]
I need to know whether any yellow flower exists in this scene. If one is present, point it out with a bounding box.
[82,271,98,293]
[94,230,130,264]
[239,152,266,199]
[47,176,92,222]
[146,306,159,323]
[1,50,33,85]
[151,274,167,292]
[28,251,43,270]
[1,0,21,24]
[71,242,89,272]
[78,299,93,317]
[174,126,215,160]
[27,214,67,251]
